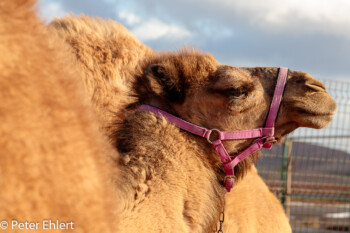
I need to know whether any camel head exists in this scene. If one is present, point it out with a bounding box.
[135,50,337,178]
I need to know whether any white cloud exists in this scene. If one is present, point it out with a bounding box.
[37,1,67,23]
[131,18,192,41]
[118,12,140,26]
[204,0,350,38]
[116,10,192,41]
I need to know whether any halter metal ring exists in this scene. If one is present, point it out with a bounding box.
[206,129,221,144]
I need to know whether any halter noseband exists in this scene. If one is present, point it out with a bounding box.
[138,67,288,192]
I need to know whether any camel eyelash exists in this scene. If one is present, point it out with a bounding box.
[227,88,248,98]
[209,82,255,100]
[217,86,252,100]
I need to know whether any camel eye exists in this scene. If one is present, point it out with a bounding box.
[211,87,249,99]
[232,92,246,99]
[229,88,247,99]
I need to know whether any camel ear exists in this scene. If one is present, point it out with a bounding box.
[145,64,185,102]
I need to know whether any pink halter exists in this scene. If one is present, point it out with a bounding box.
[138,67,288,192]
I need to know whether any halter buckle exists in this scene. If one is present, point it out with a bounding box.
[206,129,221,144]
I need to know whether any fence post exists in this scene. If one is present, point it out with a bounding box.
[281,138,293,218]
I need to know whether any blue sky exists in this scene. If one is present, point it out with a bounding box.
[36,0,350,81]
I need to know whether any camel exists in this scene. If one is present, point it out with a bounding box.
[0,1,119,232]
[50,16,337,232]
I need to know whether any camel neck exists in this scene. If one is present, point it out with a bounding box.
[116,110,225,231]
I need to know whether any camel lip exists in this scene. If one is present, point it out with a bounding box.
[305,82,326,92]
[295,113,335,129]
[307,111,335,118]
[299,111,336,118]
[294,106,337,118]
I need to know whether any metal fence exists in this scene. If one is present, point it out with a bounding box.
[256,80,350,233]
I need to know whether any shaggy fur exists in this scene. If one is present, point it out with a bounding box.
[49,16,154,141]
[51,16,336,233]
[223,165,292,233]
[0,2,118,233]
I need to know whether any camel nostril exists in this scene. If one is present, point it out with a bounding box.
[306,80,326,92]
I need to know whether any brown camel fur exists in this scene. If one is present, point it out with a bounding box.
[0,2,119,233]
[50,16,336,232]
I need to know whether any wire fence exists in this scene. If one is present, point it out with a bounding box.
[256,79,350,233]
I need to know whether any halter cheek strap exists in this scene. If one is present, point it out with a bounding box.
[137,67,288,192]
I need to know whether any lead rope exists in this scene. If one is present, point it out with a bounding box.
[213,207,225,233]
